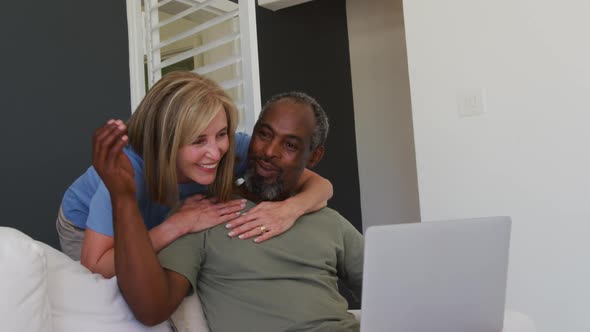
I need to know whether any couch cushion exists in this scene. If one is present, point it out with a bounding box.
[0,227,53,332]
[169,292,210,332]
[38,241,170,332]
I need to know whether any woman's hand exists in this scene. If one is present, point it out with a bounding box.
[167,194,246,234]
[225,200,302,243]
[92,119,135,199]
[225,169,331,243]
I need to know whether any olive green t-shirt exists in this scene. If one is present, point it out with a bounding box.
[158,201,364,332]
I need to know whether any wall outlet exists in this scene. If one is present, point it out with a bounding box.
[457,89,486,117]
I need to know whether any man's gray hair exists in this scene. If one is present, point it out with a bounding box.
[259,92,329,150]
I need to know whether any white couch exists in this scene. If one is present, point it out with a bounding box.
[0,226,209,332]
[0,227,536,332]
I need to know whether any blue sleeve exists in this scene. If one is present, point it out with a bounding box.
[85,182,115,236]
[234,132,251,177]
[85,147,145,237]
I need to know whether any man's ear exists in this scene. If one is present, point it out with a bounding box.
[306,146,325,168]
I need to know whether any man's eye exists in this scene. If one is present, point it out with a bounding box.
[285,142,298,151]
[257,130,271,139]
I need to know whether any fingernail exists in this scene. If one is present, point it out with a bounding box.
[238,234,244,239]
[228,231,235,237]
[118,124,125,130]
[241,199,247,203]
[225,224,232,229]
[254,238,261,243]
[107,119,115,124]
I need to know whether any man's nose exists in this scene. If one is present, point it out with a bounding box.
[263,139,280,159]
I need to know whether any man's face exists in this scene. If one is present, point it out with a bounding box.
[244,100,318,201]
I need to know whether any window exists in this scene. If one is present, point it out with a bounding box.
[126,0,261,133]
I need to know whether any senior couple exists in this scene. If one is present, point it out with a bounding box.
[71,72,363,331]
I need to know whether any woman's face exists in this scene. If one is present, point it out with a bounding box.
[176,108,229,184]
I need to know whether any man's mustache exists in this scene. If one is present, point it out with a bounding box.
[250,156,280,171]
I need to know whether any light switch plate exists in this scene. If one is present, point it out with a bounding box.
[457,89,486,117]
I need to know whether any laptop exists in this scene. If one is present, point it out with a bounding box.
[360,216,511,332]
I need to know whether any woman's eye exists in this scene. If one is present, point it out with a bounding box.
[217,132,227,139]
[193,139,206,145]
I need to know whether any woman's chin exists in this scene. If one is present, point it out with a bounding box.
[191,172,217,185]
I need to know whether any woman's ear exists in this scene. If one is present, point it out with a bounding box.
[306,146,325,168]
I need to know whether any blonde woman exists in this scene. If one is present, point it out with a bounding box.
[56,72,332,278]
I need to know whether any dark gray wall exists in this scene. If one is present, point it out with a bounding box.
[256,0,363,232]
[0,0,362,249]
[0,1,131,248]
[255,0,362,309]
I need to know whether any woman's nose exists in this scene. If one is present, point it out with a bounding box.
[205,141,222,160]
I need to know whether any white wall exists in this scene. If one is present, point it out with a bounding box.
[346,0,420,231]
[403,0,590,331]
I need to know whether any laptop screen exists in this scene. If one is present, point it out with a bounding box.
[360,216,511,332]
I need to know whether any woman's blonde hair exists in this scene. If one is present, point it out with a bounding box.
[127,71,238,206]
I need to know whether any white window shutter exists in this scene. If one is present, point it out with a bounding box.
[127,0,261,133]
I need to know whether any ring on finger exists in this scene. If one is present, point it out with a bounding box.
[259,225,269,233]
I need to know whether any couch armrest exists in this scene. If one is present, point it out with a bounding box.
[0,227,53,332]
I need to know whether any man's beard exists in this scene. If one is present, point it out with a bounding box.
[243,163,285,201]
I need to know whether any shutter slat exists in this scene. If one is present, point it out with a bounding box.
[154,0,173,10]
[193,55,241,76]
[154,32,240,71]
[155,9,239,51]
[219,78,243,91]
[155,0,218,28]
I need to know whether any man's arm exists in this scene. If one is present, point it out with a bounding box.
[337,218,365,301]
[112,195,190,325]
[90,120,191,324]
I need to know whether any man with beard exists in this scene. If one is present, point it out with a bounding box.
[114,92,364,331]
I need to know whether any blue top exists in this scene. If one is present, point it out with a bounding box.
[61,132,251,236]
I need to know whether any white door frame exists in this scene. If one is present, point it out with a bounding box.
[126,0,146,113]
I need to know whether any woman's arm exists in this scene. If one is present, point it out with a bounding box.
[81,195,244,278]
[80,231,115,278]
[80,215,192,278]
[80,120,244,278]
[290,167,333,212]
[226,168,333,243]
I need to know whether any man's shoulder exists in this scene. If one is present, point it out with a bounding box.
[174,231,207,248]
[301,208,363,240]
[158,229,207,262]
[308,206,340,217]
[233,196,357,232]
[300,207,350,226]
